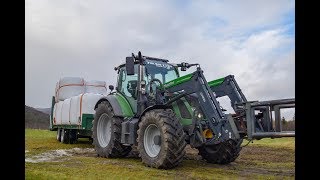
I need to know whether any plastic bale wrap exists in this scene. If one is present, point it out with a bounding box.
[61,98,71,125]
[69,94,81,125]
[54,101,64,125]
[56,77,85,101]
[85,80,108,95]
[55,82,59,103]
[53,103,57,125]
[80,93,105,122]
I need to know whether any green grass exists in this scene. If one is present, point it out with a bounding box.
[243,137,295,150]
[25,129,295,179]
[25,129,93,155]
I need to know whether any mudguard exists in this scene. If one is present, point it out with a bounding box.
[94,93,134,117]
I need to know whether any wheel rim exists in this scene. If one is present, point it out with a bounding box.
[97,113,112,148]
[144,124,161,157]
[61,129,64,142]
[56,129,60,140]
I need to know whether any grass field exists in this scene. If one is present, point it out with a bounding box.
[25,129,295,179]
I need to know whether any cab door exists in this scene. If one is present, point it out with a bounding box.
[117,66,138,114]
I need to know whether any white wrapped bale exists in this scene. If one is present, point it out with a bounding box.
[55,82,59,102]
[54,101,64,125]
[80,93,105,116]
[69,94,81,125]
[85,80,108,95]
[56,77,85,101]
[53,103,57,125]
[61,98,71,125]
[53,93,106,126]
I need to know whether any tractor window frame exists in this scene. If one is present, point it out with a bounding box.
[117,64,139,99]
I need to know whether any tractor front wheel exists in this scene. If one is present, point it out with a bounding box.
[197,139,242,164]
[137,109,187,169]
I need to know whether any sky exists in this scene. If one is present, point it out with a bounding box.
[25,0,295,119]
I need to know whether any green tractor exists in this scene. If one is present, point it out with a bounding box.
[92,51,295,169]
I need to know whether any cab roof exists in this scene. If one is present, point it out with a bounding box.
[115,56,170,71]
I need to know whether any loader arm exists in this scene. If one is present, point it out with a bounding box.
[208,75,247,112]
[208,75,295,140]
[163,67,240,144]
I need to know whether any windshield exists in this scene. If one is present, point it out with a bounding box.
[144,60,179,84]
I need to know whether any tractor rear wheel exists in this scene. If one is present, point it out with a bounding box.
[137,109,187,169]
[197,139,242,164]
[92,101,132,158]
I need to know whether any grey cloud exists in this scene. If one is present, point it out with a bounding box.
[26,0,294,115]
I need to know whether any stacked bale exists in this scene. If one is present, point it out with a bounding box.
[85,80,108,95]
[52,77,108,126]
[55,77,85,102]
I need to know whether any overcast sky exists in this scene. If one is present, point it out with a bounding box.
[25,0,295,119]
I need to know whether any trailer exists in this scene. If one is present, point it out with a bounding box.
[49,77,109,144]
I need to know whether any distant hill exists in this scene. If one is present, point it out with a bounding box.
[35,107,51,115]
[25,105,50,129]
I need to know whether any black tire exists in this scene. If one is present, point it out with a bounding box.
[69,129,77,144]
[89,137,93,143]
[56,128,61,142]
[61,129,70,144]
[197,139,242,164]
[137,109,187,169]
[92,101,132,158]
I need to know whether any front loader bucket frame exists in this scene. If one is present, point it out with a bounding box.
[242,98,295,140]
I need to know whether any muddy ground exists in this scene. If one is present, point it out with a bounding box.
[25,129,295,179]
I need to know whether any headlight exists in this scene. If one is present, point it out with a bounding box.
[194,110,203,120]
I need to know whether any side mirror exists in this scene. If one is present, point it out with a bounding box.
[126,57,135,75]
[109,85,114,91]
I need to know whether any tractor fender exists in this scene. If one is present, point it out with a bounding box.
[139,104,168,120]
[94,94,134,117]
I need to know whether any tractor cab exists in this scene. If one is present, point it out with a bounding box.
[115,56,180,114]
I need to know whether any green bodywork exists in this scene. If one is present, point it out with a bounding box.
[81,114,94,130]
[114,93,135,117]
[163,73,193,89]
[162,73,196,125]
[208,77,225,87]
[50,113,94,137]
[171,97,194,126]
[168,76,226,126]
[51,114,94,130]
[102,63,225,128]
[110,75,225,127]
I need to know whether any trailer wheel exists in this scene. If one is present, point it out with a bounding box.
[137,109,187,169]
[69,129,77,144]
[197,139,242,164]
[56,128,62,142]
[61,129,70,144]
[92,101,132,157]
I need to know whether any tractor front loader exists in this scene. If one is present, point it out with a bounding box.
[92,51,295,169]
